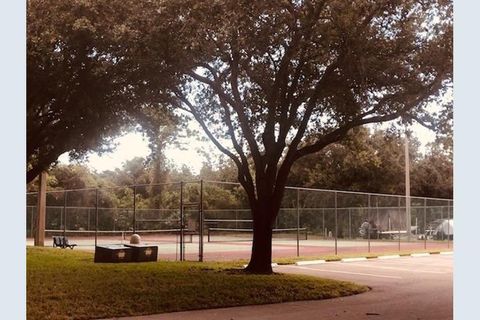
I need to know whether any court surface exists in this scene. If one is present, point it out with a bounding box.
[26,234,452,261]
[106,254,453,320]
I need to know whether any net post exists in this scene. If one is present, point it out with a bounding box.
[296,188,300,257]
[334,191,338,255]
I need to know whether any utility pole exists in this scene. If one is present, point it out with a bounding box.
[405,130,411,241]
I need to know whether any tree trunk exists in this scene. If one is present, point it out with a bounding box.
[245,203,277,274]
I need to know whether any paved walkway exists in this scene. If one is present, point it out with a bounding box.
[105,254,453,320]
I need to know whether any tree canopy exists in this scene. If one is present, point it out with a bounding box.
[134,0,452,272]
[27,0,178,183]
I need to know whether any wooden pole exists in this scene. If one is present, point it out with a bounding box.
[34,171,47,246]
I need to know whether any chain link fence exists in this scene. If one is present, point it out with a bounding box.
[27,180,453,261]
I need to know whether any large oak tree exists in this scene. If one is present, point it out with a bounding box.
[137,0,451,273]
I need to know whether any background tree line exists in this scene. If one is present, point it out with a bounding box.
[28,127,452,201]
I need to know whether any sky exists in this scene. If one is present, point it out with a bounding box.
[58,129,212,174]
[58,119,437,175]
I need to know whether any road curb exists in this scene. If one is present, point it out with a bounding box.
[341,257,368,262]
[377,255,401,259]
[295,260,326,266]
[411,253,430,257]
[280,251,452,267]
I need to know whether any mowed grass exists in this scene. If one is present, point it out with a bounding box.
[27,248,367,320]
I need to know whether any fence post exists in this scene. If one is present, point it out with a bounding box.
[367,194,371,253]
[348,208,352,239]
[322,208,325,239]
[95,189,99,247]
[376,198,380,240]
[334,192,338,255]
[447,200,451,249]
[199,180,204,262]
[30,207,34,238]
[133,185,137,234]
[179,181,184,261]
[397,197,401,251]
[415,217,418,236]
[424,198,427,250]
[63,190,67,239]
[440,205,444,241]
[296,188,300,257]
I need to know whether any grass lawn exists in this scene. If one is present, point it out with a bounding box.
[27,247,367,320]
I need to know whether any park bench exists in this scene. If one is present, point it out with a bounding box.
[52,236,77,249]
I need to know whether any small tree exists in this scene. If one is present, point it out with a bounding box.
[139,0,452,273]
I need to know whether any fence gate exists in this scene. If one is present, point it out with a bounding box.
[179,181,204,262]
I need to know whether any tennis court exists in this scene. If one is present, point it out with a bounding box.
[26,230,452,262]
[26,180,454,261]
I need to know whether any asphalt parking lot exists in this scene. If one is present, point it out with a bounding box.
[110,253,453,320]
[275,254,453,320]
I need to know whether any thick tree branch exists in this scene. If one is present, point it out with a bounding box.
[295,76,446,160]
[174,91,256,202]
[189,70,263,177]
[217,97,257,197]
